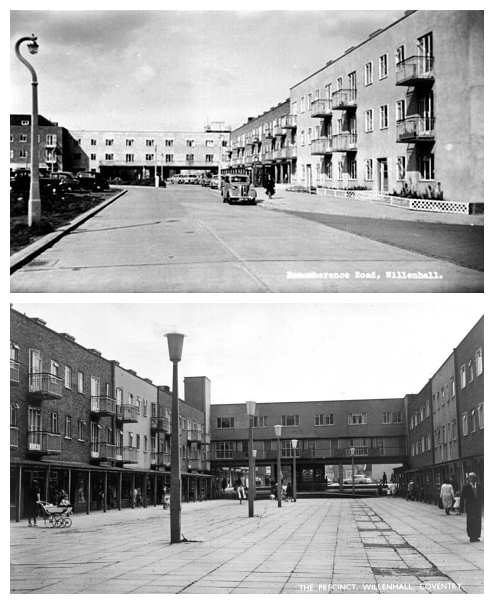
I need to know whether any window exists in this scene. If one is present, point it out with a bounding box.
[144,435,148,452]
[314,414,334,426]
[337,160,344,181]
[64,415,72,438]
[146,139,154,147]
[11,403,19,427]
[348,71,356,91]
[250,416,268,428]
[417,33,433,73]
[105,153,114,160]
[50,360,60,378]
[136,434,141,449]
[281,414,300,427]
[419,153,434,180]
[19,150,28,158]
[450,377,456,399]
[475,348,483,376]
[205,139,214,147]
[478,403,484,429]
[64,366,72,389]
[90,139,97,146]
[143,400,147,417]
[105,139,114,146]
[468,360,474,383]
[186,154,194,161]
[336,77,343,91]
[364,109,374,132]
[396,156,406,180]
[364,62,373,85]
[299,96,305,113]
[11,341,20,362]
[217,417,234,429]
[349,158,357,180]
[125,154,134,163]
[126,139,134,147]
[165,139,174,146]
[21,119,29,126]
[379,105,389,129]
[77,371,84,393]
[379,54,388,79]
[462,413,468,436]
[90,153,96,161]
[460,364,466,388]
[205,154,214,163]
[471,409,477,433]
[396,44,405,65]
[145,154,154,161]
[383,411,403,424]
[50,412,59,434]
[425,399,430,417]
[165,154,174,163]
[365,159,373,181]
[396,100,405,122]
[215,441,233,459]
[46,134,56,145]
[348,413,367,425]
[186,140,194,147]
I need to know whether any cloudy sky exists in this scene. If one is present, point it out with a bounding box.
[10,9,405,131]
[12,300,483,405]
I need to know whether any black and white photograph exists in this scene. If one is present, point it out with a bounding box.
[9,9,483,293]
[9,300,484,594]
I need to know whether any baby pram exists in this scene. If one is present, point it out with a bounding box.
[38,500,73,528]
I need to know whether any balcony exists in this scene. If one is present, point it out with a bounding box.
[274,148,286,160]
[90,395,116,416]
[396,56,434,86]
[10,360,20,383]
[91,442,117,461]
[310,137,333,155]
[263,129,273,139]
[150,452,170,468]
[116,403,138,423]
[251,134,260,143]
[187,429,202,443]
[331,89,357,110]
[252,154,260,163]
[396,116,435,142]
[28,373,63,400]
[10,426,19,448]
[311,99,332,118]
[27,431,62,456]
[273,125,284,137]
[281,115,297,129]
[262,150,274,162]
[122,446,138,464]
[332,132,357,152]
[151,416,171,433]
[187,458,205,471]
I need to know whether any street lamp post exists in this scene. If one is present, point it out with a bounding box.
[274,424,282,508]
[15,34,41,227]
[350,446,355,498]
[246,400,256,518]
[165,332,185,544]
[291,439,298,502]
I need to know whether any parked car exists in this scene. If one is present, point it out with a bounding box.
[76,171,109,191]
[221,174,257,204]
[343,475,373,485]
[209,177,219,189]
[47,171,80,192]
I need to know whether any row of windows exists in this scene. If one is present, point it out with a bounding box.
[216,411,401,429]
[411,433,432,456]
[462,404,484,436]
[10,134,57,144]
[410,400,431,430]
[91,153,217,163]
[10,148,58,161]
[294,34,432,112]
[84,138,223,148]
[459,349,483,388]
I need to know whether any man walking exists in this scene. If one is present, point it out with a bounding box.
[460,472,483,542]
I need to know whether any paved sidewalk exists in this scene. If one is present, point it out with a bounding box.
[256,187,484,226]
[10,498,483,594]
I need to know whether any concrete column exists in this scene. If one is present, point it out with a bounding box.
[87,470,91,515]
[16,465,22,522]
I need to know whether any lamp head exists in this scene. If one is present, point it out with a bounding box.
[291,439,298,449]
[165,332,185,363]
[245,400,256,416]
[274,424,282,438]
[27,36,39,55]
[349,447,355,456]
[252,450,257,459]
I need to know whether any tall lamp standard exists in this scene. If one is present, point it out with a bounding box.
[165,332,185,544]
[15,35,40,227]
[245,400,256,518]
[274,424,282,508]
[350,446,355,498]
[291,439,298,502]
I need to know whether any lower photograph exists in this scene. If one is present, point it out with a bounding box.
[10,301,483,594]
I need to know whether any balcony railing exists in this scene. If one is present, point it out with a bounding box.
[90,395,116,416]
[331,89,357,110]
[311,99,332,117]
[151,416,171,433]
[273,125,284,137]
[281,115,297,129]
[331,132,357,151]
[122,446,138,463]
[116,403,139,423]
[310,137,333,155]
[187,458,206,471]
[210,444,406,461]
[28,373,63,400]
[90,442,117,460]
[396,116,435,142]
[263,150,274,161]
[251,134,260,143]
[10,360,20,383]
[10,426,19,448]
[150,452,171,467]
[187,429,202,443]
[27,431,62,455]
[263,129,273,139]
[396,56,434,86]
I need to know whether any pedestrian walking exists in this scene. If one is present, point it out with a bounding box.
[264,174,275,199]
[234,477,246,504]
[162,485,169,510]
[221,477,227,494]
[26,479,41,527]
[460,473,483,542]
[440,478,455,514]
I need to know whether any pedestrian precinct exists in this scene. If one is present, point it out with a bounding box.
[26,480,41,527]
[440,478,455,514]
[460,472,483,542]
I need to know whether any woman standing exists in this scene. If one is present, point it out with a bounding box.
[440,478,455,515]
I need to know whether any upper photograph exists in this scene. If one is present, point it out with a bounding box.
[10,10,483,293]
